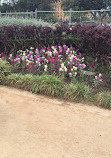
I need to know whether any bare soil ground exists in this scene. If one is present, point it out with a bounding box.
[0,86,111,158]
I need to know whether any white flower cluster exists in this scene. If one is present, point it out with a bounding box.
[71,66,77,71]
[26,59,31,65]
[44,65,48,72]
[69,72,77,77]
[59,63,67,72]
[47,51,52,56]
[51,46,57,55]
[69,54,76,60]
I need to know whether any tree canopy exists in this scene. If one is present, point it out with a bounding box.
[62,0,111,11]
[62,0,111,24]
[0,0,57,12]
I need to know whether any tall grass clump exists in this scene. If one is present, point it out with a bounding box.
[4,74,64,97]
[64,82,91,102]
[0,17,54,27]
[38,74,64,97]
[96,91,111,109]
[0,59,11,84]
[4,73,36,91]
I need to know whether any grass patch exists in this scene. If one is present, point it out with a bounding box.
[0,59,11,83]
[64,82,91,102]
[4,73,64,97]
[96,91,111,109]
[2,73,111,109]
[38,74,64,97]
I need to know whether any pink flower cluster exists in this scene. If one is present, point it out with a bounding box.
[95,73,102,81]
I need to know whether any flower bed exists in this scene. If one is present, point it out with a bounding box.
[6,45,86,77]
[0,45,111,108]
[0,45,104,85]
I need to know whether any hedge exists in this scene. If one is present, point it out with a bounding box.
[0,25,111,61]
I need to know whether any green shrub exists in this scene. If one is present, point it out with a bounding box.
[64,82,91,102]
[0,59,11,83]
[96,91,111,109]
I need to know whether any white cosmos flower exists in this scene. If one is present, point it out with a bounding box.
[47,51,52,56]
[30,47,34,50]
[64,67,67,72]
[70,55,74,60]
[61,63,64,68]
[59,68,62,71]
[22,56,25,61]
[23,52,26,56]
[69,73,72,77]
[45,65,48,68]
[73,66,77,70]
[75,72,77,76]
[51,46,55,49]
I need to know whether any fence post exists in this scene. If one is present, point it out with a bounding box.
[6,10,7,18]
[80,16,82,23]
[69,8,72,26]
[27,10,28,19]
[35,8,37,20]
[15,10,17,18]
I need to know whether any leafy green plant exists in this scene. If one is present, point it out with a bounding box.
[96,91,111,109]
[0,59,11,83]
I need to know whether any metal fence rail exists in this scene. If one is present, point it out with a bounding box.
[0,9,111,26]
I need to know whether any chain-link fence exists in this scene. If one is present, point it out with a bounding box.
[0,9,111,27]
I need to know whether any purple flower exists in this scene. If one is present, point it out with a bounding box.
[33,65,37,68]
[77,53,82,58]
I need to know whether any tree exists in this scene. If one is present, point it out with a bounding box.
[62,0,111,10]
[62,0,111,24]
[0,0,57,12]
[14,0,57,12]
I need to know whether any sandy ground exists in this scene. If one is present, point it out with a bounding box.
[0,86,111,158]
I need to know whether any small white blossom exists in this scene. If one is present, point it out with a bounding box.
[61,63,64,68]
[74,72,77,76]
[59,68,62,71]
[44,65,48,68]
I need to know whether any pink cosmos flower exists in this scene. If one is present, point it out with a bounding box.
[27,65,31,70]
[99,73,102,78]
[91,62,94,69]
[81,63,86,69]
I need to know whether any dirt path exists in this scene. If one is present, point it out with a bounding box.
[0,86,111,158]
